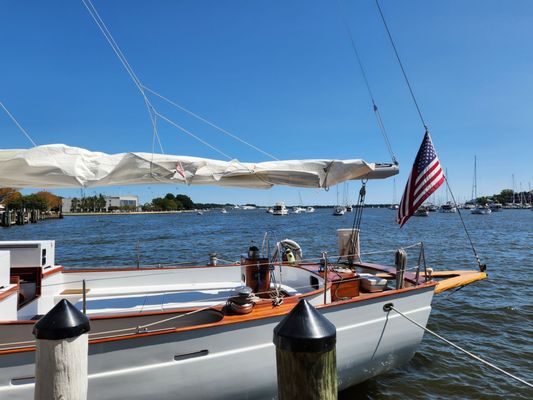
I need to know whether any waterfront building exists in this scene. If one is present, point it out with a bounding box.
[62,195,139,213]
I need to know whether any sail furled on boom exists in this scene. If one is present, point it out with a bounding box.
[0,144,398,189]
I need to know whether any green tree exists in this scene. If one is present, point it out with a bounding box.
[71,197,79,212]
[175,194,194,210]
[97,194,107,212]
[494,189,513,204]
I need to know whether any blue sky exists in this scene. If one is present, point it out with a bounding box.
[1,0,532,205]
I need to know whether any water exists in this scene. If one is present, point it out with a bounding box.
[1,208,532,399]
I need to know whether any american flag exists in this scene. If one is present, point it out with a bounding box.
[397,131,444,227]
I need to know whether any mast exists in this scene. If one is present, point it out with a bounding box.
[391,178,396,207]
[445,168,449,203]
[473,156,477,201]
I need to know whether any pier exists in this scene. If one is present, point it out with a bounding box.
[0,209,62,228]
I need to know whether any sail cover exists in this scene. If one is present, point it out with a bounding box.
[0,144,398,189]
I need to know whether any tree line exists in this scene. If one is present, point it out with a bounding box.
[142,193,232,211]
[69,195,108,212]
[0,188,62,212]
[477,189,532,205]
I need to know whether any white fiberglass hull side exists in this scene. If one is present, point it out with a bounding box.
[0,286,434,400]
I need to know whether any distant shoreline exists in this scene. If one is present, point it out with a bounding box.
[63,210,200,216]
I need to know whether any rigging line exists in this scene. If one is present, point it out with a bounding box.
[155,111,234,161]
[143,85,280,161]
[388,305,532,389]
[0,102,37,147]
[444,176,486,272]
[80,0,164,154]
[82,0,163,153]
[374,0,427,130]
[335,0,397,164]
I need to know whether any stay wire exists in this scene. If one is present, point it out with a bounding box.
[335,0,397,164]
[444,175,486,272]
[80,0,164,154]
[375,0,427,130]
[0,102,37,147]
[143,85,279,161]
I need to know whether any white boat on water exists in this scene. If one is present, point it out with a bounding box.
[333,206,346,216]
[489,202,502,212]
[305,206,315,213]
[292,206,306,214]
[471,205,491,215]
[221,208,228,214]
[272,202,289,216]
[440,202,457,213]
[414,206,429,217]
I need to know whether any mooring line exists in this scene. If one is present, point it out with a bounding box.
[386,305,532,388]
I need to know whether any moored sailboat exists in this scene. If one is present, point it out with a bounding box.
[0,2,492,399]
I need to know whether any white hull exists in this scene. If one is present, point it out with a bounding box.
[471,207,491,215]
[0,287,434,400]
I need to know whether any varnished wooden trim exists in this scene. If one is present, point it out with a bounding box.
[0,285,18,301]
[62,264,240,273]
[42,266,63,278]
[0,281,436,356]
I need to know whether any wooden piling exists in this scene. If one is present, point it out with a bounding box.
[273,299,337,400]
[33,299,91,400]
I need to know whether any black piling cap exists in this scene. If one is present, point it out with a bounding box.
[273,299,336,353]
[33,299,90,340]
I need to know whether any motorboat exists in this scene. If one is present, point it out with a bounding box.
[439,203,457,213]
[221,208,228,214]
[414,206,429,217]
[333,206,346,216]
[426,204,438,212]
[305,206,315,213]
[272,202,288,216]
[488,203,502,212]
[292,206,305,214]
[471,205,491,215]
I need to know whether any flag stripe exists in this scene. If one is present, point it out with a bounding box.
[397,132,444,228]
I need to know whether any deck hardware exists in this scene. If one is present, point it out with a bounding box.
[82,279,87,314]
[11,376,35,385]
[395,249,407,289]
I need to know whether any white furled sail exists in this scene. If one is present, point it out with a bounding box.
[0,144,398,189]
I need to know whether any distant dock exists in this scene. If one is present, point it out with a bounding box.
[0,209,62,228]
